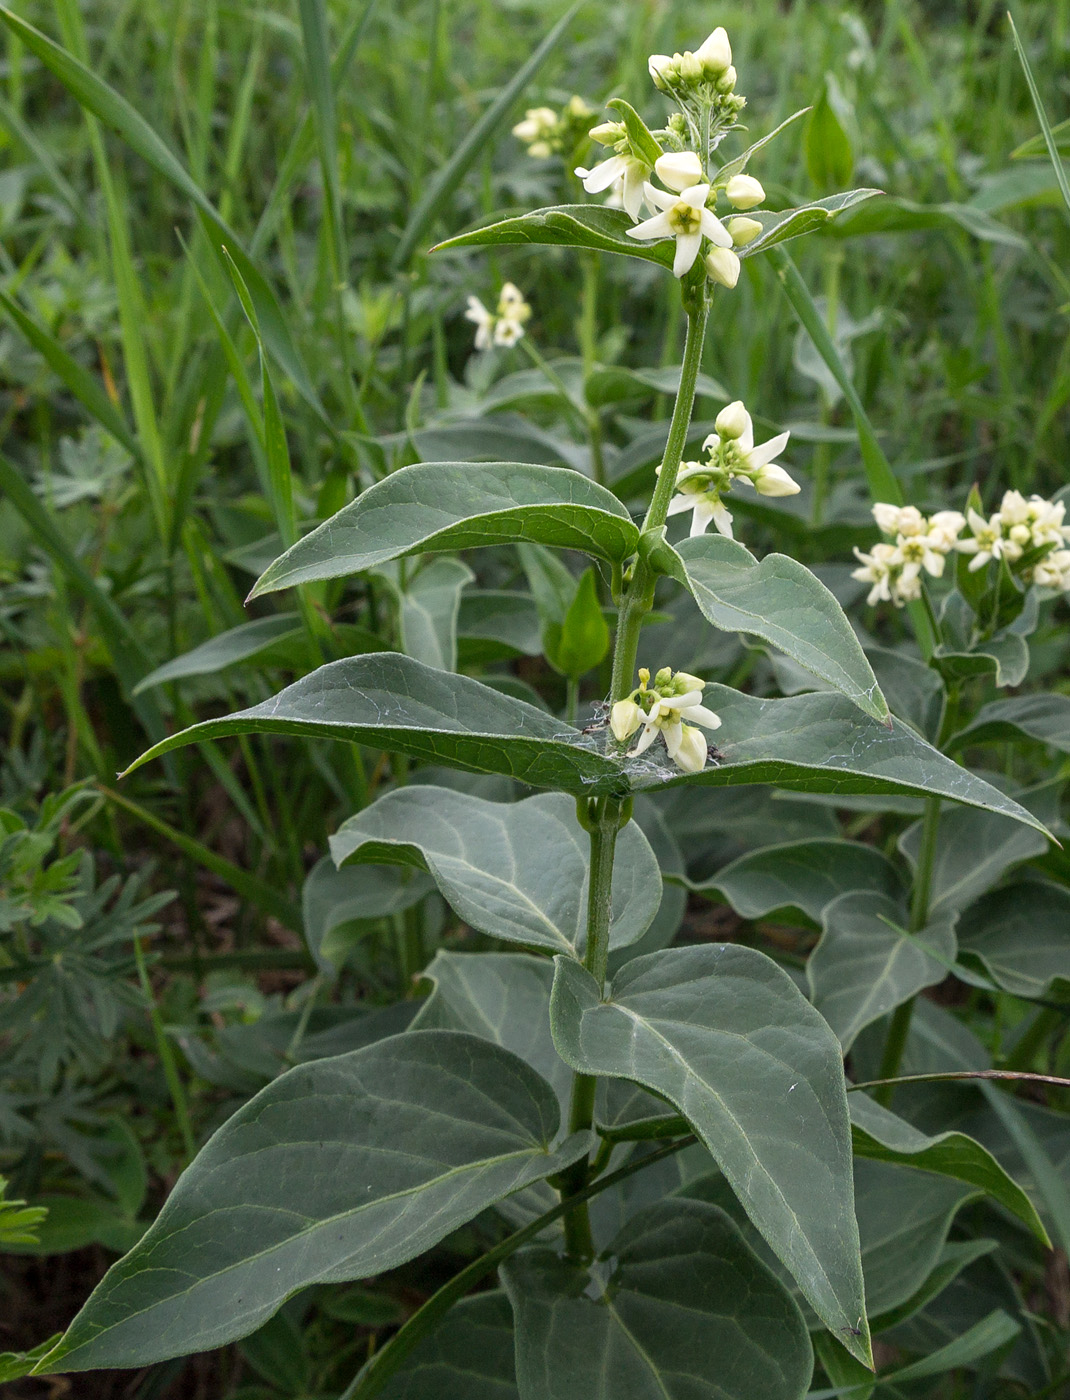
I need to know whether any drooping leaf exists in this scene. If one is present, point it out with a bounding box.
[503,1200,814,1400]
[395,558,474,672]
[35,1032,591,1373]
[302,856,434,973]
[733,190,882,257]
[121,658,1050,831]
[949,691,1070,754]
[670,533,887,720]
[331,788,662,956]
[685,838,903,927]
[807,892,957,1051]
[132,615,301,693]
[898,803,1049,918]
[549,945,871,1365]
[849,1092,1049,1243]
[830,195,1027,248]
[249,463,639,598]
[957,881,1070,1001]
[377,1293,518,1400]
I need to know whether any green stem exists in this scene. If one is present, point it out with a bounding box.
[341,1136,694,1400]
[133,936,195,1163]
[565,676,580,727]
[876,796,941,1107]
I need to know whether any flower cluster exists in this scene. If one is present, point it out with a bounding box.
[573,26,766,283]
[665,400,797,537]
[610,667,722,774]
[851,491,1070,607]
[512,96,595,159]
[464,283,532,350]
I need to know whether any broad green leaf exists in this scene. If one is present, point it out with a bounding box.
[808,892,957,1051]
[887,1310,1021,1383]
[302,856,433,973]
[714,108,811,186]
[867,645,946,742]
[733,190,882,258]
[849,1092,1048,1242]
[413,952,567,1107]
[458,592,542,661]
[549,567,609,678]
[584,362,727,408]
[950,691,1070,754]
[330,788,662,955]
[503,1200,813,1400]
[36,1032,591,1373]
[933,590,1036,690]
[132,614,302,693]
[249,463,639,598]
[672,533,887,720]
[395,558,474,672]
[549,945,871,1365]
[957,881,1070,1001]
[804,80,854,189]
[684,838,903,926]
[605,97,663,167]
[813,1335,874,1400]
[867,1239,997,1332]
[898,803,1048,918]
[378,1293,518,1400]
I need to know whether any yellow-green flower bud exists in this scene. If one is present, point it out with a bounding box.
[727,215,763,246]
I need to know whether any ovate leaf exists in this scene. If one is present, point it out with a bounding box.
[672,533,887,720]
[549,945,871,1365]
[950,691,1070,754]
[250,462,639,596]
[957,881,1070,1001]
[330,788,662,955]
[395,558,474,672]
[503,1200,813,1400]
[36,1032,591,1373]
[898,803,1048,918]
[808,892,956,1051]
[378,1293,518,1399]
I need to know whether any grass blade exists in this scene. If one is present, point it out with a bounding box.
[1008,12,1070,224]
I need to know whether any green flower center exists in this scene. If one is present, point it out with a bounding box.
[668,202,702,234]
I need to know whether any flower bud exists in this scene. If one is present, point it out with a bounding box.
[673,724,709,773]
[673,672,705,692]
[705,246,740,288]
[610,699,643,743]
[679,51,703,83]
[589,121,624,146]
[715,400,750,441]
[716,65,737,93]
[648,54,672,90]
[695,26,732,76]
[753,462,800,497]
[655,150,704,192]
[726,215,762,246]
[725,174,765,210]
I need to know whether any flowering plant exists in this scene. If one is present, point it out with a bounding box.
[17,16,1064,1400]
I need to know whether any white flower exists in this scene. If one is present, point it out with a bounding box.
[851,542,897,606]
[512,106,559,158]
[1028,496,1070,549]
[726,215,763,246]
[648,54,673,91]
[872,503,927,538]
[464,295,494,351]
[655,150,704,192]
[752,461,800,497]
[627,182,732,278]
[493,318,524,347]
[618,667,722,773]
[956,507,1009,571]
[695,26,732,76]
[892,534,947,583]
[927,510,966,550]
[498,283,530,319]
[666,473,735,537]
[576,154,650,220]
[724,174,765,209]
[705,246,741,288]
[1034,548,1070,589]
[702,406,794,493]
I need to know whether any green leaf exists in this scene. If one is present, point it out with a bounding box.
[849,1092,1049,1243]
[671,533,888,721]
[1008,12,1070,227]
[685,838,903,926]
[250,463,639,598]
[933,590,1035,689]
[950,691,1070,754]
[413,952,568,1107]
[377,1293,518,1400]
[830,195,1027,248]
[394,558,474,672]
[957,881,1070,1002]
[132,614,302,693]
[804,79,854,189]
[735,190,881,258]
[121,658,1053,830]
[393,2,581,268]
[866,645,946,742]
[36,1032,591,1373]
[330,788,662,956]
[808,892,957,1051]
[458,591,542,662]
[889,1310,1021,1383]
[549,567,610,678]
[898,804,1049,918]
[714,108,811,186]
[549,945,871,1365]
[503,1200,814,1400]
[605,97,663,167]
[302,857,433,973]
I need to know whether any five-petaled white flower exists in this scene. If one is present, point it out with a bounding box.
[627,182,732,278]
[956,508,1011,571]
[464,283,531,351]
[575,153,650,220]
[610,667,721,774]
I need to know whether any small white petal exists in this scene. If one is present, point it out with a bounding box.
[630,723,658,756]
[679,182,712,210]
[688,704,722,730]
[642,181,678,212]
[711,500,735,537]
[672,230,702,277]
[628,210,674,241]
[691,501,716,536]
[577,155,627,193]
[714,401,749,441]
[699,208,733,248]
[745,430,791,471]
[666,494,694,517]
[655,151,703,193]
